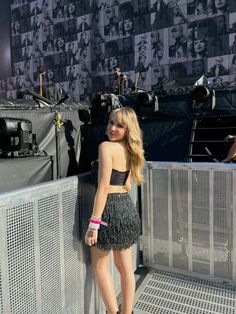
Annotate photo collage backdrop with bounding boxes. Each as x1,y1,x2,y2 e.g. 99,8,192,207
1,0,236,104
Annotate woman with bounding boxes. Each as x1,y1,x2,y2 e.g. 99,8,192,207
119,18,134,36
85,107,145,314
106,56,119,73
188,39,207,59
169,25,187,60
208,0,228,16
104,6,119,37
191,58,205,77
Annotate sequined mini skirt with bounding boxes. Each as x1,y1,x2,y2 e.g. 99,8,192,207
97,193,141,251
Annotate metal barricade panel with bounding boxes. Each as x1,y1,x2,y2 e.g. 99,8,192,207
7,202,37,314
0,174,140,313
0,270,2,314
213,171,233,280
0,176,85,314
171,170,189,271
142,162,236,283
38,195,62,313
152,169,169,267
62,189,83,313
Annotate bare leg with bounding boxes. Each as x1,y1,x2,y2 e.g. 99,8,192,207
113,247,135,314
91,246,119,314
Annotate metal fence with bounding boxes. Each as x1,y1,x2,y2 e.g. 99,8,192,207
2,161,235,313
142,162,236,283
0,174,139,314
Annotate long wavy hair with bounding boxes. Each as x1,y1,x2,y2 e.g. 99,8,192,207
110,107,145,185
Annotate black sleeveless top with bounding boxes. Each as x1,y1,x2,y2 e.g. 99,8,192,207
90,160,129,187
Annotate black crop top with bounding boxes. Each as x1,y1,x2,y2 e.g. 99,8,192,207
90,160,129,187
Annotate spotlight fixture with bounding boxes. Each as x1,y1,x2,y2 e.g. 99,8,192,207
0,117,33,156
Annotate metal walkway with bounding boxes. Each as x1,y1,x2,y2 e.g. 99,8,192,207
133,269,236,314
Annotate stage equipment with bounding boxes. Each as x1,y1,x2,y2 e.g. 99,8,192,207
0,117,34,156
91,93,122,124
125,90,159,119
191,86,211,103
28,88,54,107
39,71,46,96
190,75,216,114
191,85,216,114
127,90,154,107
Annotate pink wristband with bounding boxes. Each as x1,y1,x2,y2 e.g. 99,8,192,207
89,218,108,226
89,218,101,224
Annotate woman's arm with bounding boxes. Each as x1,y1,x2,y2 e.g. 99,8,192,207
91,141,113,218
85,142,112,246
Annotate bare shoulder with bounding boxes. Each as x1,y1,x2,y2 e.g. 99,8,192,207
99,141,113,154
99,141,126,157
99,141,112,149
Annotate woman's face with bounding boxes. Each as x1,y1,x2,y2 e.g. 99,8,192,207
1,80,7,88
153,66,163,80
68,2,75,14
48,69,54,79
15,21,20,31
80,76,89,90
171,27,181,40
105,7,114,20
58,36,64,47
124,18,133,32
194,39,205,53
217,16,226,30
107,116,127,142
192,60,204,75
110,56,118,68
196,2,204,14
215,0,226,9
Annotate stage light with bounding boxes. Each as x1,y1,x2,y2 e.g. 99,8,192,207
191,86,216,113
136,91,154,107
191,86,211,103
0,117,33,156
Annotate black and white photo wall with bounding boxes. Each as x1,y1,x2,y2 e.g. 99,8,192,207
1,0,236,102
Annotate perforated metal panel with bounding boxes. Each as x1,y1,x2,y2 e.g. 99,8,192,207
7,203,36,314
142,162,236,283
0,174,139,313
0,269,2,314
134,269,236,314
0,176,87,314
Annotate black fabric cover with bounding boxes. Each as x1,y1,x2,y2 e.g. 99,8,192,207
0,108,82,180
157,89,236,119
0,156,53,193
141,119,192,162
79,118,192,174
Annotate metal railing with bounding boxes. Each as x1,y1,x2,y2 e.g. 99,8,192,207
0,174,139,314
142,162,236,283
2,161,236,313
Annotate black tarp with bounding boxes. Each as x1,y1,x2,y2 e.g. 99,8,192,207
0,156,53,193
79,118,192,173
0,107,82,192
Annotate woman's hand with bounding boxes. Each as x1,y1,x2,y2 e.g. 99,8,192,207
85,228,98,246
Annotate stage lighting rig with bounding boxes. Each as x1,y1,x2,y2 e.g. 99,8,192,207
0,117,34,157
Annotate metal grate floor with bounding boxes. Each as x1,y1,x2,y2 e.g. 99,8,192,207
133,269,236,314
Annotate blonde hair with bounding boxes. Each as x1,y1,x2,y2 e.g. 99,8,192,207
110,107,145,185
